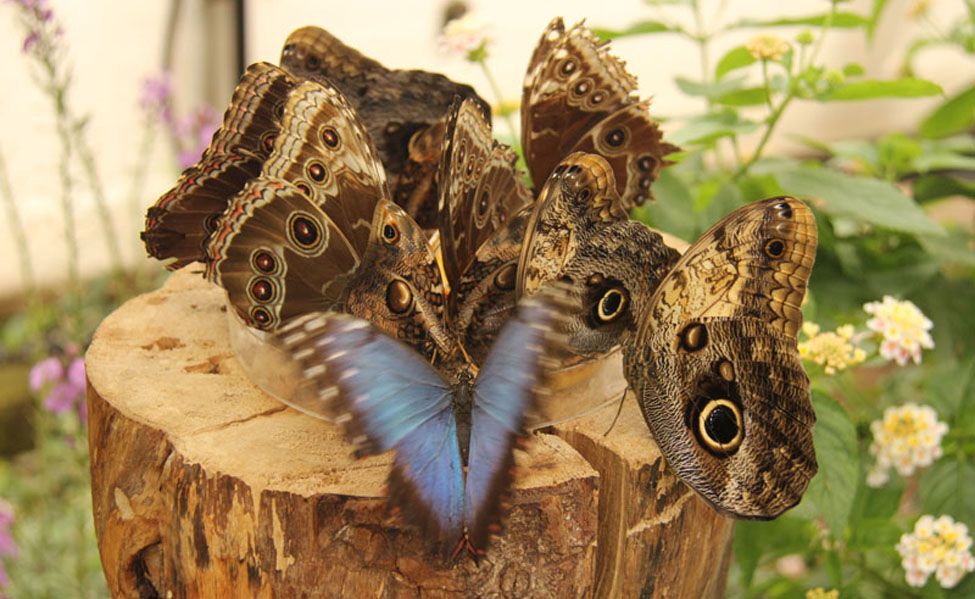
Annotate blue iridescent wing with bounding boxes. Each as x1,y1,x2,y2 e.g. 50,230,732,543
277,313,465,542
464,288,569,552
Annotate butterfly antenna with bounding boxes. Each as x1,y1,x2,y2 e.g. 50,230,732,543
449,532,485,565
602,385,630,437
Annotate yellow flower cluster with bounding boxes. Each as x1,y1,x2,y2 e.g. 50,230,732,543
867,403,948,487
745,34,789,60
798,322,866,375
863,296,934,366
897,514,975,588
805,587,839,599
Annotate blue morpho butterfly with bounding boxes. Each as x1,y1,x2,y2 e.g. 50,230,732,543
274,283,575,557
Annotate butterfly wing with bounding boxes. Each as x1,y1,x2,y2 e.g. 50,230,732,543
344,200,457,363
521,18,677,208
279,25,488,181
516,152,628,299
276,313,465,544
437,97,533,291
205,179,359,330
142,63,296,268
464,284,572,552
624,197,818,519
261,79,388,256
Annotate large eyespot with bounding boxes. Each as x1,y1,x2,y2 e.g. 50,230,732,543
695,399,744,455
578,188,591,202
764,239,785,259
773,200,793,219
307,161,329,184
287,212,323,251
494,263,516,290
386,280,413,314
294,182,312,197
305,55,321,71
595,287,628,323
321,127,340,149
249,278,276,303
381,221,400,245
678,322,708,352
605,128,626,148
573,79,592,96
251,307,273,329
251,250,277,274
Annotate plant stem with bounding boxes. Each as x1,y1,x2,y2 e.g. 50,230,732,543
477,60,518,143
0,147,38,306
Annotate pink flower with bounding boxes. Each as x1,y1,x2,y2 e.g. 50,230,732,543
29,355,87,425
140,71,173,123
0,498,16,588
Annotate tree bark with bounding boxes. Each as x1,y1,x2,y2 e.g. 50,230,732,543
86,267,733,599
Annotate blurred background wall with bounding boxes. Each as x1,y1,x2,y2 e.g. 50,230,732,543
0,0,969,299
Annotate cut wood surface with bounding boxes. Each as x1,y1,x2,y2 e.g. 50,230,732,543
86,265,733,599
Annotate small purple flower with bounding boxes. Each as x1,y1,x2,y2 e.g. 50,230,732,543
140,71,174,123
29,355,87,425
29,356,63,391
21,30,39,52
0,498,16,589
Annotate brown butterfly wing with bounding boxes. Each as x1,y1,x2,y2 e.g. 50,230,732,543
344,200,458,364
279,25,488,179
521,18,677,209
516,152,628,299
391,120,445,229
262,79,388,257
623,197,818,519
142,63,296,268
438,97,533,291
205,179,359,331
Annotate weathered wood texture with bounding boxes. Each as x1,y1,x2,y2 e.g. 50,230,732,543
86,267,733,599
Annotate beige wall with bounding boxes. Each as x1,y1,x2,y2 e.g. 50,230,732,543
0,0,969,298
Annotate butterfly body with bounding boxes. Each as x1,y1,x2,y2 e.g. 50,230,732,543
278,287,569,555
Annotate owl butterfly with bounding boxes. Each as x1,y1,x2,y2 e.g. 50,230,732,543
623,196,818,519
521,17,679,210
204,76,387,332
516,152,678,359
280,25,490,228
142,63,298,268
276,283,574,557
436,97,535,364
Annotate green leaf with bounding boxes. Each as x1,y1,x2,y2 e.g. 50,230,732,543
674,75,747,99
866,0,891,39
715,46,756,80
668,110,760,146
791,392,859,539
920,85,975,139
592,20,678,40
632,169,698,241
732,12,871,29
824,78,943,101
913,174,975,203
715,87,769,107
733,517,814,591
920,455,975,531
768,163,946,236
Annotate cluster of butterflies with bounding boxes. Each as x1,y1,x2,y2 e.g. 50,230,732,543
142,19,819,558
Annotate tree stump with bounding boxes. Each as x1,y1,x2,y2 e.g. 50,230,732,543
86,267,734,599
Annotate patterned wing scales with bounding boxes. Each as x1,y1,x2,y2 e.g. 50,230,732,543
521,18,677,209
142,63,297,268
623,196,818,519
263,80,389,256
205,179,359,331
